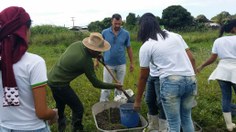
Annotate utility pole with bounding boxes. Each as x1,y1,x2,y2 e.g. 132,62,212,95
71,17,75,27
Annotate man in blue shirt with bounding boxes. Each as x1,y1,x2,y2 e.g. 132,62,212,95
99,13,134,102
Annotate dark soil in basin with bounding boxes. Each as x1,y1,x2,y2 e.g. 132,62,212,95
95,108,141,130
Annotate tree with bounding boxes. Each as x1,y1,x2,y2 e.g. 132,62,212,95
87,21,103,32
211,11,232,25
195,15,209,23
100,17,111,29
162,5,194,30
125,13,137,30
136,15,141,24
126,13,136,26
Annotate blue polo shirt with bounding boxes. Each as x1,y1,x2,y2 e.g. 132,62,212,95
102,27,130,66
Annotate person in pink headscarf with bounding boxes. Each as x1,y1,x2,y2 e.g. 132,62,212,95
0,6,58,131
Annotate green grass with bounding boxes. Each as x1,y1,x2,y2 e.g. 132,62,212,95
27,30,236,132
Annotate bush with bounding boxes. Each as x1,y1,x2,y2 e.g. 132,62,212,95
31,25,89,45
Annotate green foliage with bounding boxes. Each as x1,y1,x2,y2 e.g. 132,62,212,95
126,13,136,26
85,9,235,33
211,11,232,25
88,21,103,32
88,17,112,32
179,30,218,43
162,5,194,30
196,14,209,23
31,25,89,45
101,17,111,29
31,25,69,35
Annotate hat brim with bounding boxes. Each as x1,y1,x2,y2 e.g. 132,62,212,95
82,37,110,52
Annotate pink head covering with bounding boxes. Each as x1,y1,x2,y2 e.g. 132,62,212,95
0,6,30,106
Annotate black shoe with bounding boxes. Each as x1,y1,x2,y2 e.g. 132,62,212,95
58,117,67,132
71,118,83,132
71,125,84,132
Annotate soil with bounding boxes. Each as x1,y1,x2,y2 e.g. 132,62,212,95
95,108,142,130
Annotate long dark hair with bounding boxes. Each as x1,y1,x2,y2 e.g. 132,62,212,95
219,19,236,37
137,13,167,43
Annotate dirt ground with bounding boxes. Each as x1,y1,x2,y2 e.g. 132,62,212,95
95,108,141,130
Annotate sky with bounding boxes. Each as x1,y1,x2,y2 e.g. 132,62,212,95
1,0,235,27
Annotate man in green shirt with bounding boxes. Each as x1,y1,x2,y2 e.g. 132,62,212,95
48,32,122,132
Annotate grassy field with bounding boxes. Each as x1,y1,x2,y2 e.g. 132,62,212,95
28,29,236,132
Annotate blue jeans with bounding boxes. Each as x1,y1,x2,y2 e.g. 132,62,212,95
100,64,126,102
145,75,166,119
0,125,50,132
160,75,197,132
218,80,236,112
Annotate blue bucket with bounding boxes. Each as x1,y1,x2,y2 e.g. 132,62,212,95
119,103,139,128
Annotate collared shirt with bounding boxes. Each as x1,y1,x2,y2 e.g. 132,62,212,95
102,27,130,66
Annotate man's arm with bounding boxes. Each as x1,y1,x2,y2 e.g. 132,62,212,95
127,46,134,72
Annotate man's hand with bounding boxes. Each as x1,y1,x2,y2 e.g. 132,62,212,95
96,54,104,63
114,83,123,91
129,63,134,72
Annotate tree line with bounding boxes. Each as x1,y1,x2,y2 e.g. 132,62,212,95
87,5,236,32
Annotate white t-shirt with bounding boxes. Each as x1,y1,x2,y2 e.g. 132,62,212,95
0,52,48,130
212,35,236,59
208,35,236,83
139,31,195,78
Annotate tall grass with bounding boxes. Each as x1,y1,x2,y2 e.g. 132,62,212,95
28,26,235,131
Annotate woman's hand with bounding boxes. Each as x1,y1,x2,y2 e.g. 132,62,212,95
196,66,203,73
48,108,58,125
133,101,141,112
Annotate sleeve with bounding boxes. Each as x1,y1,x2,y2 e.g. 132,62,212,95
125,31,131,47
139,43,151,68
178,34,189,49
84,58,116,89
30,57,48,89
212,39,219,54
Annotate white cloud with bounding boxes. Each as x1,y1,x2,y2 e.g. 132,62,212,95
1,0,235,26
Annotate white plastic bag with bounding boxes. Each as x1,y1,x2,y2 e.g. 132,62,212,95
114,89,134,103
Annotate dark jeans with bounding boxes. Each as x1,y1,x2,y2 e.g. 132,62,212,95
218,80,236,112
145,75,166,119
49,84,84,130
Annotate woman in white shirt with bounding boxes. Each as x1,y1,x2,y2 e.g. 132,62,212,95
0,6,58,132
197,19,236,131
134,13,196,132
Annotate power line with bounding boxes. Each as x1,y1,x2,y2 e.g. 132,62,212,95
71,17,75,27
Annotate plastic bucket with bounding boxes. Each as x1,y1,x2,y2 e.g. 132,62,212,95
119,103,139,128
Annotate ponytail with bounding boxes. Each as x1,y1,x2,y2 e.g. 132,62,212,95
218,25,225,37
218,19,236,38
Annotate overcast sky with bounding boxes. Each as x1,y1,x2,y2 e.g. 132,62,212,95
1,0,235,27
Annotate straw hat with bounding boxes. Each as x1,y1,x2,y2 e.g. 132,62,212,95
82,32,110,52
